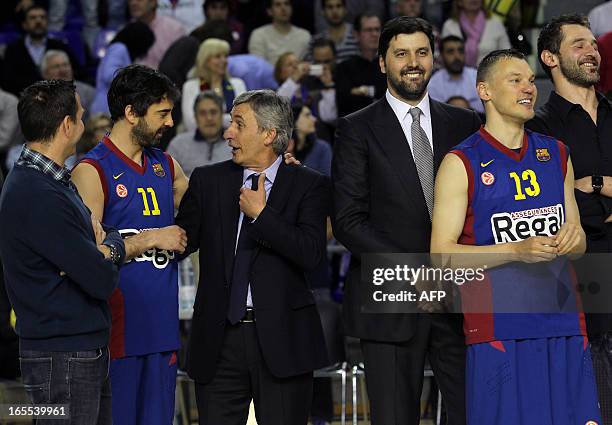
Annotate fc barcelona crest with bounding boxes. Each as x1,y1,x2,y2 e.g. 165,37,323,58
536,148,551,162
152,163,166,177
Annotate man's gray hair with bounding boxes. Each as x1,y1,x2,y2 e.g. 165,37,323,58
40,49,69,76
193,90,224,113
233,90,293,155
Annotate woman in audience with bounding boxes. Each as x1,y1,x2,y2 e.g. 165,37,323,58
90,22,155,115
441,0,510,67
288,101,332,176
181,38,246,131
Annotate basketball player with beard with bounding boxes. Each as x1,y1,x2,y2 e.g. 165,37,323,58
71,64,189,425
332,16,481,425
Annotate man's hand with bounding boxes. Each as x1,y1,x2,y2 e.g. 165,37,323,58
148,225,187,253
319,64,334,88
574,176,593,193
91,214,106,246
240,174,266,219
554,222,583,256
511,236,558,263
283,152,301,165
291,62,309,83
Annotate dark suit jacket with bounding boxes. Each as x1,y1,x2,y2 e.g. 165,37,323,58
175,160,329,383
332,96,481,342
2,37,79,96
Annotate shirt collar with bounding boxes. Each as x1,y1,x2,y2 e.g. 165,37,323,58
243,155,282,186
25,35,46,48
16,144,72,186
547,90,612,118
385,89,431,123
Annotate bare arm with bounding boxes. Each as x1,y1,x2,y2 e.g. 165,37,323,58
171,156,189,209
555,158,586,257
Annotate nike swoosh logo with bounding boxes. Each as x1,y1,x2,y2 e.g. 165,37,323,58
480,159,494,167
113,172,125,180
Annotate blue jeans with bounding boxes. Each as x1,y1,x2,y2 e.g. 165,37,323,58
19,346,111,425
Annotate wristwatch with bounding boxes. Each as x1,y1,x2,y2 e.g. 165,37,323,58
592,175,604,194
103,243,121,265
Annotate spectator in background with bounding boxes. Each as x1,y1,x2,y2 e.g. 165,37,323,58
157,0,204,33
48,0,98,51
41,50,95,118
77,113,111,158
441,0,510,67
288,101,332,175
204,0,245,54
159,19,234,90
0,262,19,380
248,0,311,65
90,21,155,115
588,1,612,38
167,91,232,177
309,0,359,63
182,38,247,132
313,0,385,35
2,4,82,96
428,35,483,112
0,89,20,160
129,0,185,69
335,12,386,117
277,39,337,122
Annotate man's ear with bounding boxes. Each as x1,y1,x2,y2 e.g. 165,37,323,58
379,55,387,74
477,81,491,102
60,115,73,138
263,128,277,147
540,50,558,70
125,105,137,125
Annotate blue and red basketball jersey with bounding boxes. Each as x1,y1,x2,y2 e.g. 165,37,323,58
81,137,179,358
452,128,586,345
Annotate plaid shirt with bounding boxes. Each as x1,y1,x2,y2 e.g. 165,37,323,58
16,145,74,188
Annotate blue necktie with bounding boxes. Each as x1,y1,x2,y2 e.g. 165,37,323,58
227,174,259,324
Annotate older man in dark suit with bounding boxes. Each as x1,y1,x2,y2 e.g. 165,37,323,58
332,17,481,425
175,90,329,425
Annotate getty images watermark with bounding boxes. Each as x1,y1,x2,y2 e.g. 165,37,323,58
359,253,612,314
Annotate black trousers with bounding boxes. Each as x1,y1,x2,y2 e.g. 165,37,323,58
361,314,466,425
195,322,313,425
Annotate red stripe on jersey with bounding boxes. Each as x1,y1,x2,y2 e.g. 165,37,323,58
164,152,175,182
450,150,475,245
462,273,495,345
80,158,109,208
103,137,147,175
557,140,568,179
109,288,126,359
480,126,529,162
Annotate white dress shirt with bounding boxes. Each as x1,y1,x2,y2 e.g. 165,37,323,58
385,89,434,156
235,155,282,307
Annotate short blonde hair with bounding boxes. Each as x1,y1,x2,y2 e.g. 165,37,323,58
195,38,231,82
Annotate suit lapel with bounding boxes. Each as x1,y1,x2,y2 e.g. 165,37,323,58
369,98,427,215
219,162,244,284
430,99,451,173
250,161,295,262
